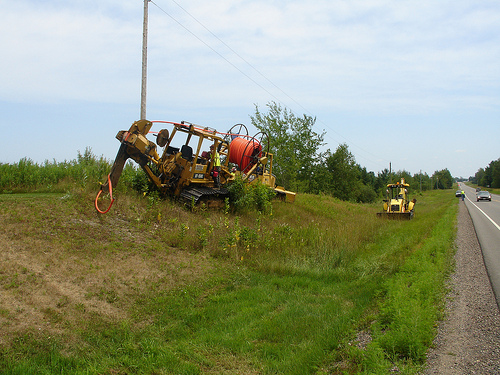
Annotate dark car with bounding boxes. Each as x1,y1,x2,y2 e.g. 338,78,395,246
476,191,491,201
455,190,462,197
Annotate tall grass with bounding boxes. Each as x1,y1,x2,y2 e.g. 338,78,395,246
355,192,457,373
0,148,142,194
0,157,458,374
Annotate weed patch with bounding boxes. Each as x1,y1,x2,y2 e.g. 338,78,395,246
0,188,457,374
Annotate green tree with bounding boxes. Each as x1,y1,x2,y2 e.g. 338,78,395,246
474,168,485,186
482,164,493,187
412,171,431,192
358,166,377,189
481,159,500,188
392,170,413,186
250,102,325,192
473,159,500,188
432,169,454,189
491,159,500,188
325,144,358,200
375,168,391,195
307,144,377,202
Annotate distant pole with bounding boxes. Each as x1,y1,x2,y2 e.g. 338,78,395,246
140,0,150,120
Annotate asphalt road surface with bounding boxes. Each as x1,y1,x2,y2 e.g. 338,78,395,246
458,182,500,307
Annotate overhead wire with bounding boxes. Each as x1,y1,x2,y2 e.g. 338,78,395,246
161,0,315,119
149,1,282,105
148,0,390,171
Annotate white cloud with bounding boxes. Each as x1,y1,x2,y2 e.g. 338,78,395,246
1,0,499,177
2,0,499,112
0,1,141,103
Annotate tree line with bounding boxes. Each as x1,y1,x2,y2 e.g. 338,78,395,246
471,158,500,188
1,102,457,202
251,102,454,203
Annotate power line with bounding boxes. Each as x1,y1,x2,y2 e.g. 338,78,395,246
150,1,282,104
162,0,316,119
149,0,390,171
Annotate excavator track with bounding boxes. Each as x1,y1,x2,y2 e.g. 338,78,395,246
180,186,230,208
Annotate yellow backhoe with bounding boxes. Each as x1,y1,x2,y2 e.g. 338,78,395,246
377,178,416,220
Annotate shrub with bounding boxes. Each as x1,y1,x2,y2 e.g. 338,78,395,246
227,176,274,213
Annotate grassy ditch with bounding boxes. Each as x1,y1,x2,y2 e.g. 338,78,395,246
0,187,456,374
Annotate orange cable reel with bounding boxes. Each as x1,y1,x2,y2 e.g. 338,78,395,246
229,137,262,173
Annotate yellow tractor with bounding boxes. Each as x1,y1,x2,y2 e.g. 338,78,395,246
95,119,295,213
376,178,416,220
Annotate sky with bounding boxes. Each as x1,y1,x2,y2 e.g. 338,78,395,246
1,0,499,179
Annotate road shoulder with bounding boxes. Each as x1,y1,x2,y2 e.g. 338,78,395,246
423,201,500,374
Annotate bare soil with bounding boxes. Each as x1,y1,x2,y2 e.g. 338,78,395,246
422,201,500,374
0,195,214,347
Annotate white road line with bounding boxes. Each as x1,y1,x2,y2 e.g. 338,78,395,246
466,196,500,231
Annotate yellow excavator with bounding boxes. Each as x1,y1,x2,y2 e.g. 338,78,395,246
95,119,295,213
377,178,416,220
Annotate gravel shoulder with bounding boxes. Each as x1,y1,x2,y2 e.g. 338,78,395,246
423,201,500,374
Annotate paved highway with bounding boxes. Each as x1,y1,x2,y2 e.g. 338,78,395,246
458,182,500,307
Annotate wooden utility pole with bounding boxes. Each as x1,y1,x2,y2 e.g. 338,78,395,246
140,0,150,120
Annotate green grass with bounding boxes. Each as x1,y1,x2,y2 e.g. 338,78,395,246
357,192,457,373
0,185,457,374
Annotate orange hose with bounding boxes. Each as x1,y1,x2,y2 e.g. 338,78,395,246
94,174,115,214
229,137,262,173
